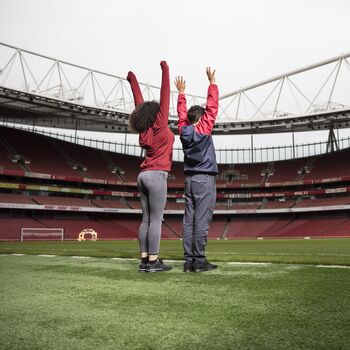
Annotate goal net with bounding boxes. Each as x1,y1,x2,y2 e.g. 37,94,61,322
20,228,64,242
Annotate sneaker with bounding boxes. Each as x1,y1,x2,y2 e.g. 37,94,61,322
183,261,193,272
147,259,172,273
138,260,149,272
193,260,218,272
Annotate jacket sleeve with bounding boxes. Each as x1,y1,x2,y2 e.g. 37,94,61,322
177,94,189,134
127,71,144,107
154,61,170,128
195,84,219,135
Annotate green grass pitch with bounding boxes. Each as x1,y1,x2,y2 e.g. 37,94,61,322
0,239,349,349
1,238,350,265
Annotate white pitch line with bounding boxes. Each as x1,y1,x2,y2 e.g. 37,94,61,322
228,262,272,266
37,254,57,257
316,265,350,269
212,252,350,257
163,259,182,263
2,254,350,269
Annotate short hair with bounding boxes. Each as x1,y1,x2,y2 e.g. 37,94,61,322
128,101,160,132
187,105,205,124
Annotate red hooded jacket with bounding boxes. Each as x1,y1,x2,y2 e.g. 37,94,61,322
127,61,174,172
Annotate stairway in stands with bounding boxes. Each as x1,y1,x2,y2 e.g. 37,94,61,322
261,162,275,183
100,150,126,181
297,157,316,181
48,138,90,178
0,130,32,172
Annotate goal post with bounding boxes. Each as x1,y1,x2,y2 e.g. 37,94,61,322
20,228,64,242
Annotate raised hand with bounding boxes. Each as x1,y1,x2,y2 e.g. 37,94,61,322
127,71,135,82
160,60,168,69
174,76,186,94
206,67,216,84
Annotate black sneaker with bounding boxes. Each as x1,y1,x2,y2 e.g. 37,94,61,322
193,260,218,272
183,261,193,272
138,260,149,272
147,259,172,273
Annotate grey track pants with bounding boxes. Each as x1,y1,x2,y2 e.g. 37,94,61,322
137,170,168,255
182,174,216,264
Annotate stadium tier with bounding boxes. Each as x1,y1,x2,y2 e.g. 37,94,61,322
304,150,350,180
127,200,142,209
1,126,350,241
0,193,35,205
0,127,80,177
2,126,350,186
92,199,130,209
2,213,350,241
225,215,350,238
263,200,295,209
31,195,97,207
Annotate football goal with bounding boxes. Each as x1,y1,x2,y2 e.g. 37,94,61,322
20,228,64,242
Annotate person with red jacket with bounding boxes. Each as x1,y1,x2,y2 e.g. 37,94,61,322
175,67,219,272
127,61,174,273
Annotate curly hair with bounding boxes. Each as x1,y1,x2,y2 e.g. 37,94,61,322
187,105,205,124
128,101,160,133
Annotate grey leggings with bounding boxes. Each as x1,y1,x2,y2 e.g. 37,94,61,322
137,170,168,255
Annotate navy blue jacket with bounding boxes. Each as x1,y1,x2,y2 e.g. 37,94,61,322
177,84,219,175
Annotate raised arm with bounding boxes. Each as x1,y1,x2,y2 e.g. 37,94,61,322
152,60,171,128
174,76,189,133
159,61,170,115
127,71,144,107
196,67,219,134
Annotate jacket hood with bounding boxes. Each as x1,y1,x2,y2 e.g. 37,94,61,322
180,125,218,174
180,125,207,166
180,125,195,147
139,128,153,149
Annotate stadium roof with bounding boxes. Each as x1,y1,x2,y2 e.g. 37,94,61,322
0,42,350,134
1,86,350,135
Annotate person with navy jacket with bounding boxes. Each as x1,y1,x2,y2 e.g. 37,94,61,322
175,67,219,272
127,61,174,273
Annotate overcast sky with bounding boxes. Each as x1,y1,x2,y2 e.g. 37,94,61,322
0,0,350,149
